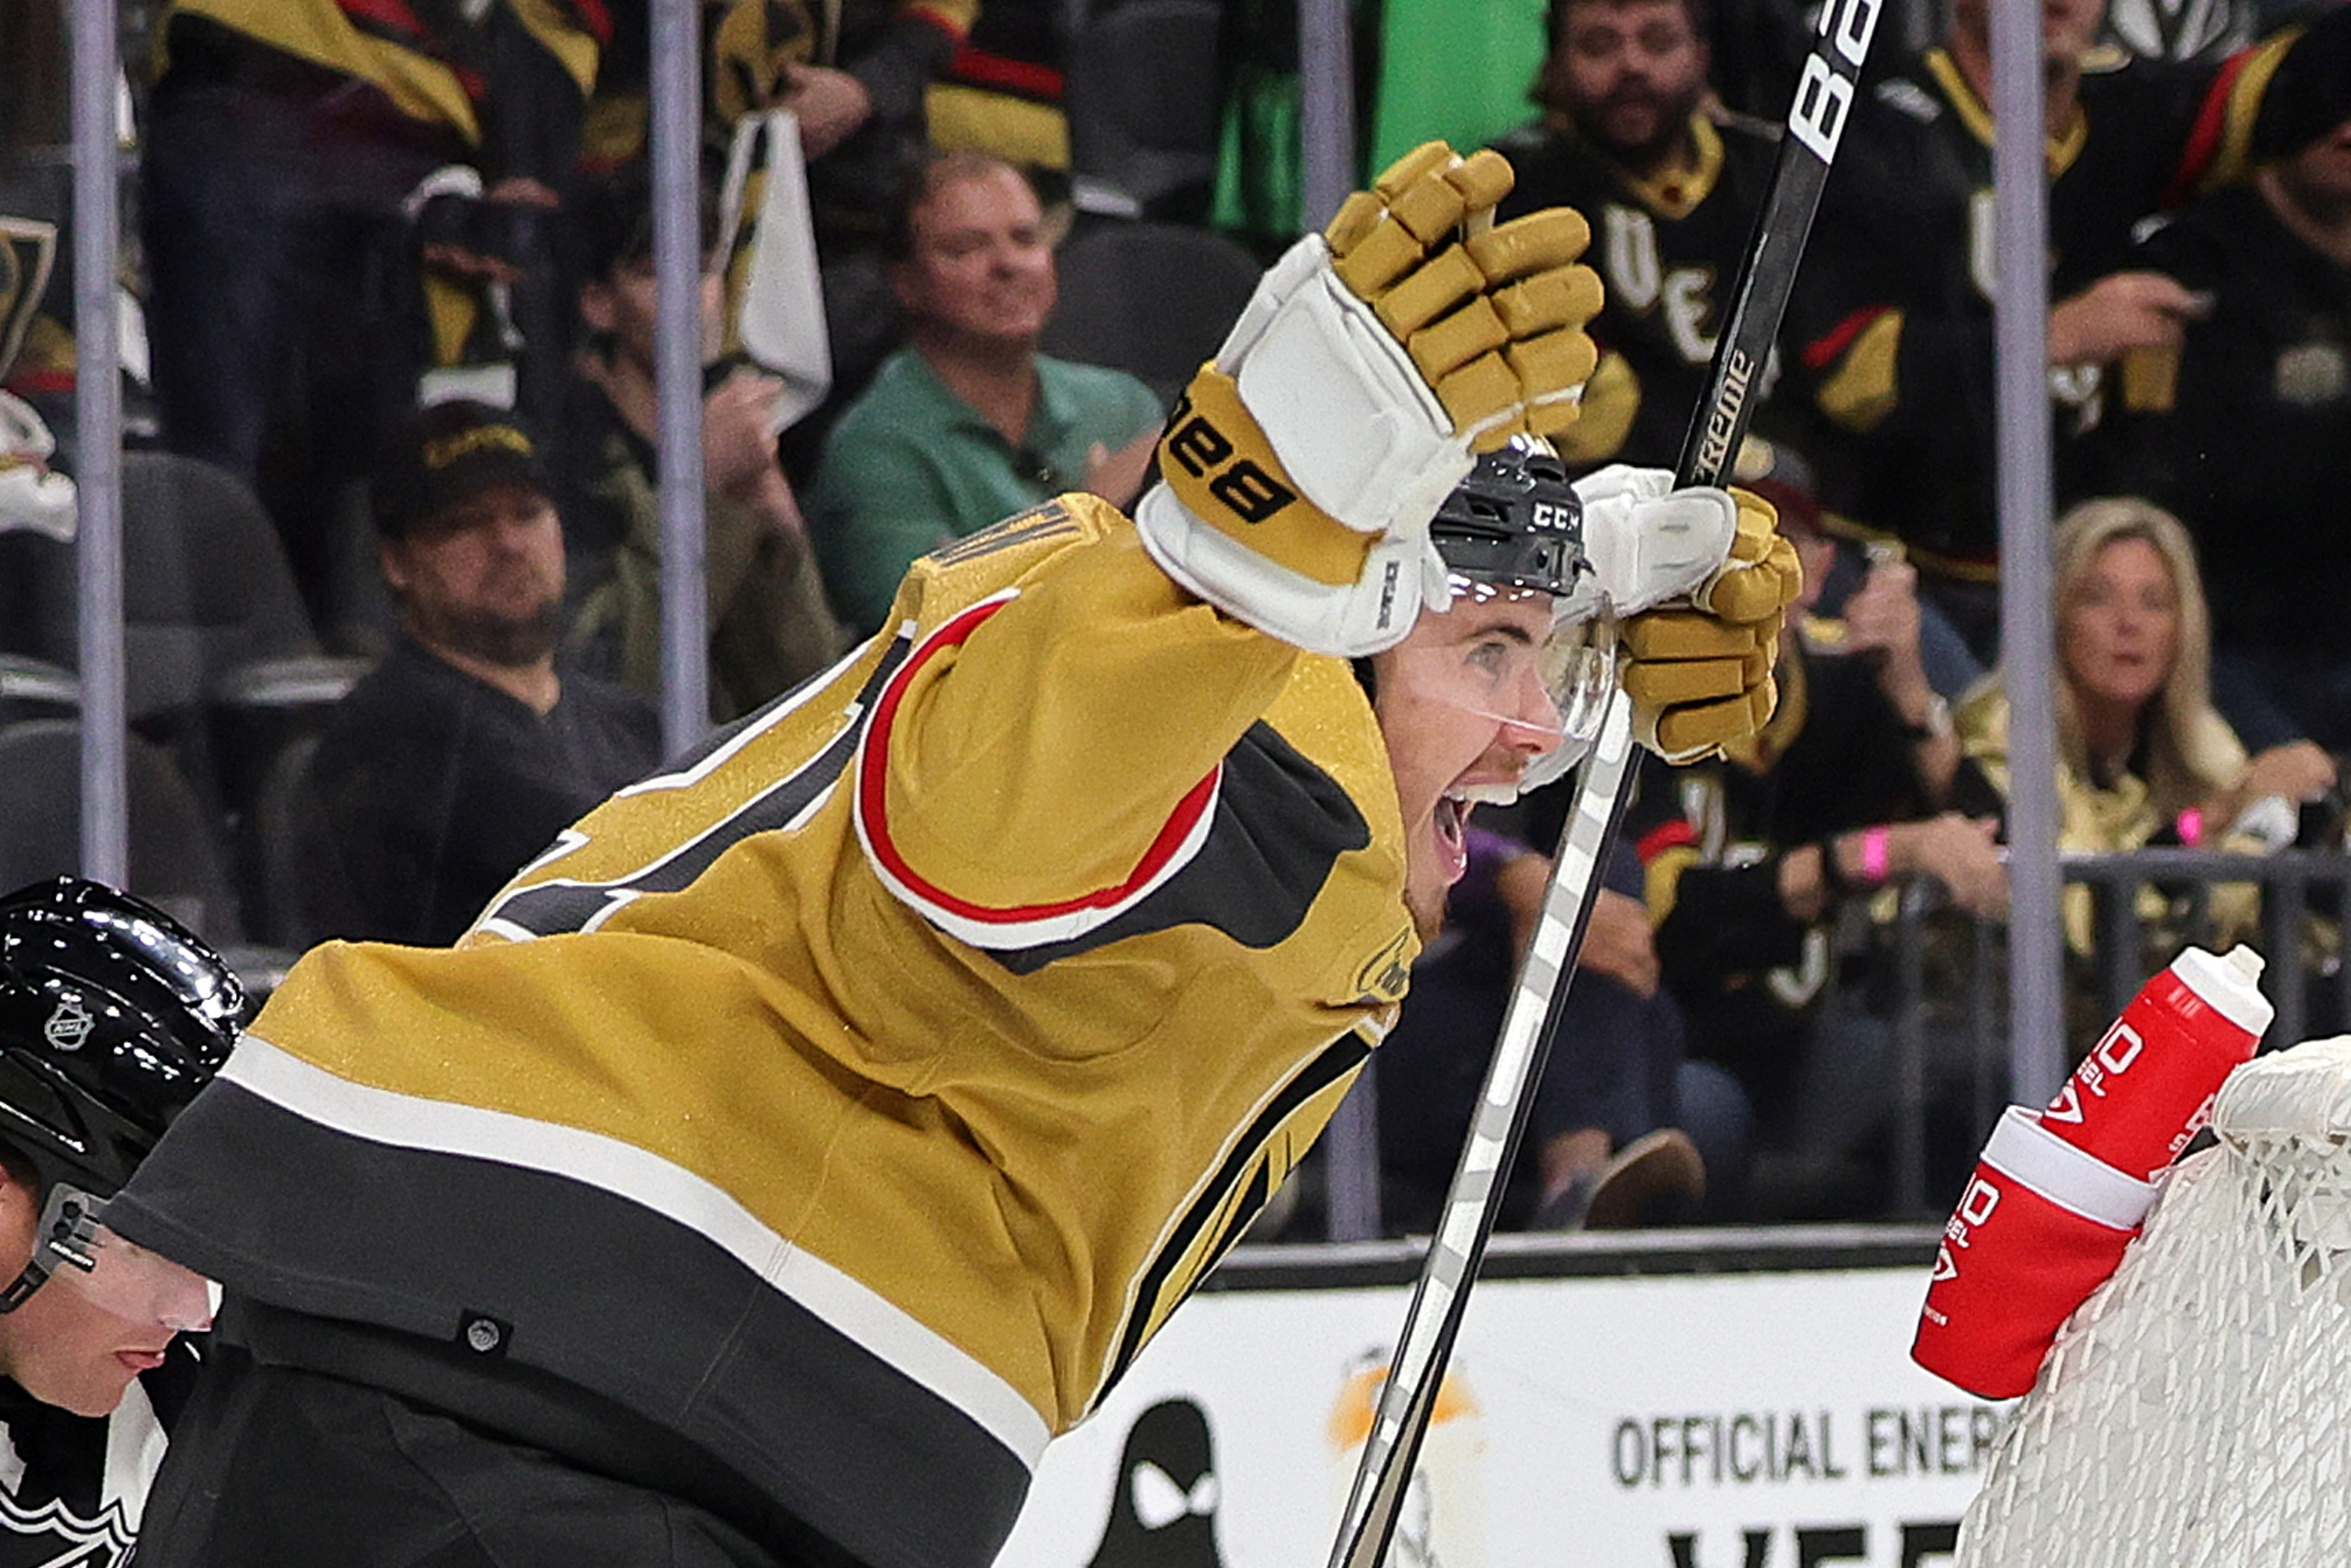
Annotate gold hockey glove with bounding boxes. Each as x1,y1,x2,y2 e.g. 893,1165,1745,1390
1621,488,1802,763
1133,141,1606,657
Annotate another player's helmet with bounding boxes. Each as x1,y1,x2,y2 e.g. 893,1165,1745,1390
0,878,241,1309
0,878,241,1203
1427,436,1590,602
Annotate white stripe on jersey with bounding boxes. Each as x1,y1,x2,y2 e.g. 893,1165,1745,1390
217,1035,1052,1467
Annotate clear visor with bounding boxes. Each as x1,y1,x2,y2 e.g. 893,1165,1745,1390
21,1186,213,1331
1394,584,1619,788
1538,628,1621,752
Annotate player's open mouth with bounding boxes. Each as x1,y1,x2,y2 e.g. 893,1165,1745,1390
1435,794,1470,883
114,1349,167,1373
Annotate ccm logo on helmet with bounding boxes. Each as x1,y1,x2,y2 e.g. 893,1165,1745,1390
42,996,92,1053
1163,394,1299,526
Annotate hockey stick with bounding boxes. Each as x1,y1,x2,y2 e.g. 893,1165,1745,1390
1325,4,1885,1563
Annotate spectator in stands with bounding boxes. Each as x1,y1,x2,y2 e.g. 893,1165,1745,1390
1484,0,1991,707
2086,5,2351,751
1784,0,2298,661
1376,823,1738,1233
920,0,1072,198
0,395,65,528
806,150,1165,633
1632,447,2009,1216
697,0,984,440
1957,497,2336,957
1489,0,1787,473
299,402,661,947
2103,0,2257,64
0,0,74,439
557,165,848,723
139,0,608,638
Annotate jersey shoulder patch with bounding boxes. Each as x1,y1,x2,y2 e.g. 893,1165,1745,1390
882,496,1116,632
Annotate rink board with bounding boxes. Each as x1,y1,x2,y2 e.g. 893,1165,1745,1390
997,1227,2000,1568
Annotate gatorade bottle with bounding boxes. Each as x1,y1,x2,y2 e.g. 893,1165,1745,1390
2040,946,2272,1183
1911,1107,2154,1399
1912,946,2273,1399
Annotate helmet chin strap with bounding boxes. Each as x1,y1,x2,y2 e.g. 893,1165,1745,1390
0,1184,106,1314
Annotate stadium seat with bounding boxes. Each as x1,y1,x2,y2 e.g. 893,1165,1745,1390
0,531,74,666
1063,0,1223,222
1041,219,1262,404
0,717,248,948
234,730,362,954
121,451,324,718
0,654,75,730
118,451,370,816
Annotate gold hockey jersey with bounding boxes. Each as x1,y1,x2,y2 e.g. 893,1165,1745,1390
158,1,609,147
110,496,1417,1568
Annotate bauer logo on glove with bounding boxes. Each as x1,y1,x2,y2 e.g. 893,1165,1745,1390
1161,389,1299,528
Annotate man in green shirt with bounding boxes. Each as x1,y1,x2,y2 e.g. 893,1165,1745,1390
807,150,1166,632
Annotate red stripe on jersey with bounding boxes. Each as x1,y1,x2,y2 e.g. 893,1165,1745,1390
1636,820,1697,864
858,596,1222,927
339,0,428,41
1802,306,1893,373
569,0,615,45
905,4,973,46
948,45,1064,99
2164,45,2253,209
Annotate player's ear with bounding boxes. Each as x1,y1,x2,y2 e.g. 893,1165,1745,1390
0,1167,36,1244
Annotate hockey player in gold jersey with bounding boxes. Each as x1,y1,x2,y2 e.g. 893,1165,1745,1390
107,143,1799,1568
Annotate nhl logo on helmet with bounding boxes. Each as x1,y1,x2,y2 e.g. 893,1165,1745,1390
41,994,92,1053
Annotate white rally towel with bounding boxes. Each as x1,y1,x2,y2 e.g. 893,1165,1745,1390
717,109,832,434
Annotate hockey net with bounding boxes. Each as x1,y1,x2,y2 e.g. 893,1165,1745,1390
1958,1037,2351,1566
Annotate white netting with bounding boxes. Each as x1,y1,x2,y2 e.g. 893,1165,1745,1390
1958,1037,2351,1566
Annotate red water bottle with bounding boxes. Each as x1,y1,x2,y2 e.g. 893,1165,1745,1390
2040,945,2272,1182
1911,1107,2156,1399
1911,945,2273,1399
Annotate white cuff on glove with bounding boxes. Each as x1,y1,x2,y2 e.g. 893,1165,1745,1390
1134,482,1452,657
1569,465,1740,618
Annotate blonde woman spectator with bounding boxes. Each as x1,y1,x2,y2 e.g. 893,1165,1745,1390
1958,497,2337,955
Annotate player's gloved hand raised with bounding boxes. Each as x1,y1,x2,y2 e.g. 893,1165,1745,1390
1620,488,1802,763
1135,141,1604,657
1322,143,1602,449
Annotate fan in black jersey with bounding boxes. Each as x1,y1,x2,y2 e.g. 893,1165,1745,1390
1784,0,2302,658
1491,0,1788,471
2086,4,2351,755
0,878,237,1567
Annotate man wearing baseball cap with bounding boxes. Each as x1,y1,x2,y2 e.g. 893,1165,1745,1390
293,400,661,947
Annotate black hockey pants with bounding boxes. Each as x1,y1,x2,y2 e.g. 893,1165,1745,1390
133,1347,824,1566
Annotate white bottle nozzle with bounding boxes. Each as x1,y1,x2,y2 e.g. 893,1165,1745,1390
2168,945,2274,1037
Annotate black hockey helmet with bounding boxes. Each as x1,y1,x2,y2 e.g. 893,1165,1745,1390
1427,436,1590,600
0,877,241,1204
